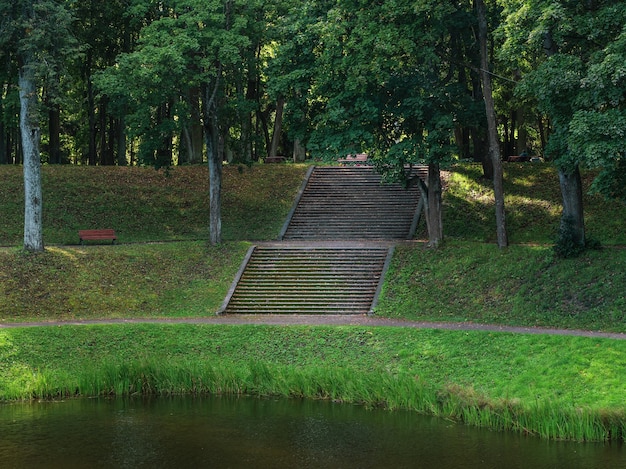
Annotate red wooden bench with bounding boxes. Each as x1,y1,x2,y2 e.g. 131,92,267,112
79,229,117,245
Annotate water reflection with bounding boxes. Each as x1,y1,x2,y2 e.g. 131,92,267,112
0,396,623,468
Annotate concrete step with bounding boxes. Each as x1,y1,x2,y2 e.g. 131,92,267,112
282,166,426,240
221,246,391,315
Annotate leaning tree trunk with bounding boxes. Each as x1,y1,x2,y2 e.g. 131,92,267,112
477,0,508,248
19,63,44,252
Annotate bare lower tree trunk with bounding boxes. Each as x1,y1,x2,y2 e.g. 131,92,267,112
48,101,61,164
206,117,222,245
19,64,44,252
477,0,508,248
293,139,306,162
269,97,285,159
559,166,585,245
116,116,127,166
204,75,222,245
414,163,443,248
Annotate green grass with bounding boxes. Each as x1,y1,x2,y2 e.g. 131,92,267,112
0,241,248,322
376,241,626,332
444,164,626,245
2,323,626,441
0,164,307,245
1,161,626,441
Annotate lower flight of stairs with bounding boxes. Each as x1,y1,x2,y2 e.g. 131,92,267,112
220,244,392,315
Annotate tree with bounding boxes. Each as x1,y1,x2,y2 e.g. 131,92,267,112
0,0,77,251
501,0,626,253
96,0,254,244
476,0,508,248
298,0,481,247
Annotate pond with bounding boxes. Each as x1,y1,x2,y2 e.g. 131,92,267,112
0,396,623,468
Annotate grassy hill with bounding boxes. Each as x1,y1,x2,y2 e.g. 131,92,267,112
0,164,307,245
2,162,626,441
0,162,625,330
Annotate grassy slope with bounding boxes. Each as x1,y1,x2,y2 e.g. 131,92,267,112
2,162,626,440
444,164,626,245
0,164,306,245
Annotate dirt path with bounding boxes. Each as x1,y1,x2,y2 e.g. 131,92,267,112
2,314,626,340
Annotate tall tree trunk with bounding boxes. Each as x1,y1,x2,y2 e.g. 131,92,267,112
185,87,204,164
559,166,585,246
543,31,586,248
19,62,44,252
48,102,61,164
293,139,306,162
269,97,285,159
477,0,508,248
87,76,97,165
116,116,127,166
413,164,443,248
204,76,222,245
470,70,492,179
206,113,221,245
0,97,7,164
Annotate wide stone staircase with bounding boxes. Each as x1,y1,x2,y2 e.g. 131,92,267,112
281,166,423,240
221,245,391,315
221,166,425,315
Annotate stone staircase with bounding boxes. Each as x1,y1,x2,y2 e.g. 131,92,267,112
281,166,424,240
221,165,426,315
221,245,391,315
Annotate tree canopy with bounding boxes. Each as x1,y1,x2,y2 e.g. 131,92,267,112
1,0,625,249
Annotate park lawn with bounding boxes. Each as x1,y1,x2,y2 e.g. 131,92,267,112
444,164,626,245
0,241,249,322
1,323,625,441
0,163,308,245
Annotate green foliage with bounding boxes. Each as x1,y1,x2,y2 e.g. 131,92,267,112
507,0,626,198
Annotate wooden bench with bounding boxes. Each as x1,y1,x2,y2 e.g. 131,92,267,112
264,156,286,163
79,229,117,245
338,153,369,165
507,155,531,162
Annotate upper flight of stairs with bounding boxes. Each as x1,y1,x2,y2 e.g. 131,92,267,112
281,166,424,240
221,245,391,315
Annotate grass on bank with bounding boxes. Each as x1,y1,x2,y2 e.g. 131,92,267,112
377,241,626,332
444,164,626,245
2,323,626,442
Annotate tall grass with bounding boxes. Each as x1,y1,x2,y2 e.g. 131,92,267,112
9,357,625,442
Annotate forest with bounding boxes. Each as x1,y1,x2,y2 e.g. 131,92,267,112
1,0,625,250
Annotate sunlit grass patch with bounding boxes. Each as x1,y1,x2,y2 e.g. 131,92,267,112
2,324,626,441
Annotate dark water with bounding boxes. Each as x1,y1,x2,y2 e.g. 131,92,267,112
0,396,623,468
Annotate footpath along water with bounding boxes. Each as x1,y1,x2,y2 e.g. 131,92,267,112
0,396,623,468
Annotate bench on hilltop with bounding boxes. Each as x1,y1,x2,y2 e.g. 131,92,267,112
264,156,286,163
79,229,117,245
338,153,369,165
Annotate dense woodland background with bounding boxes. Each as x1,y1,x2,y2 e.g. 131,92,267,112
1,0,625,249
